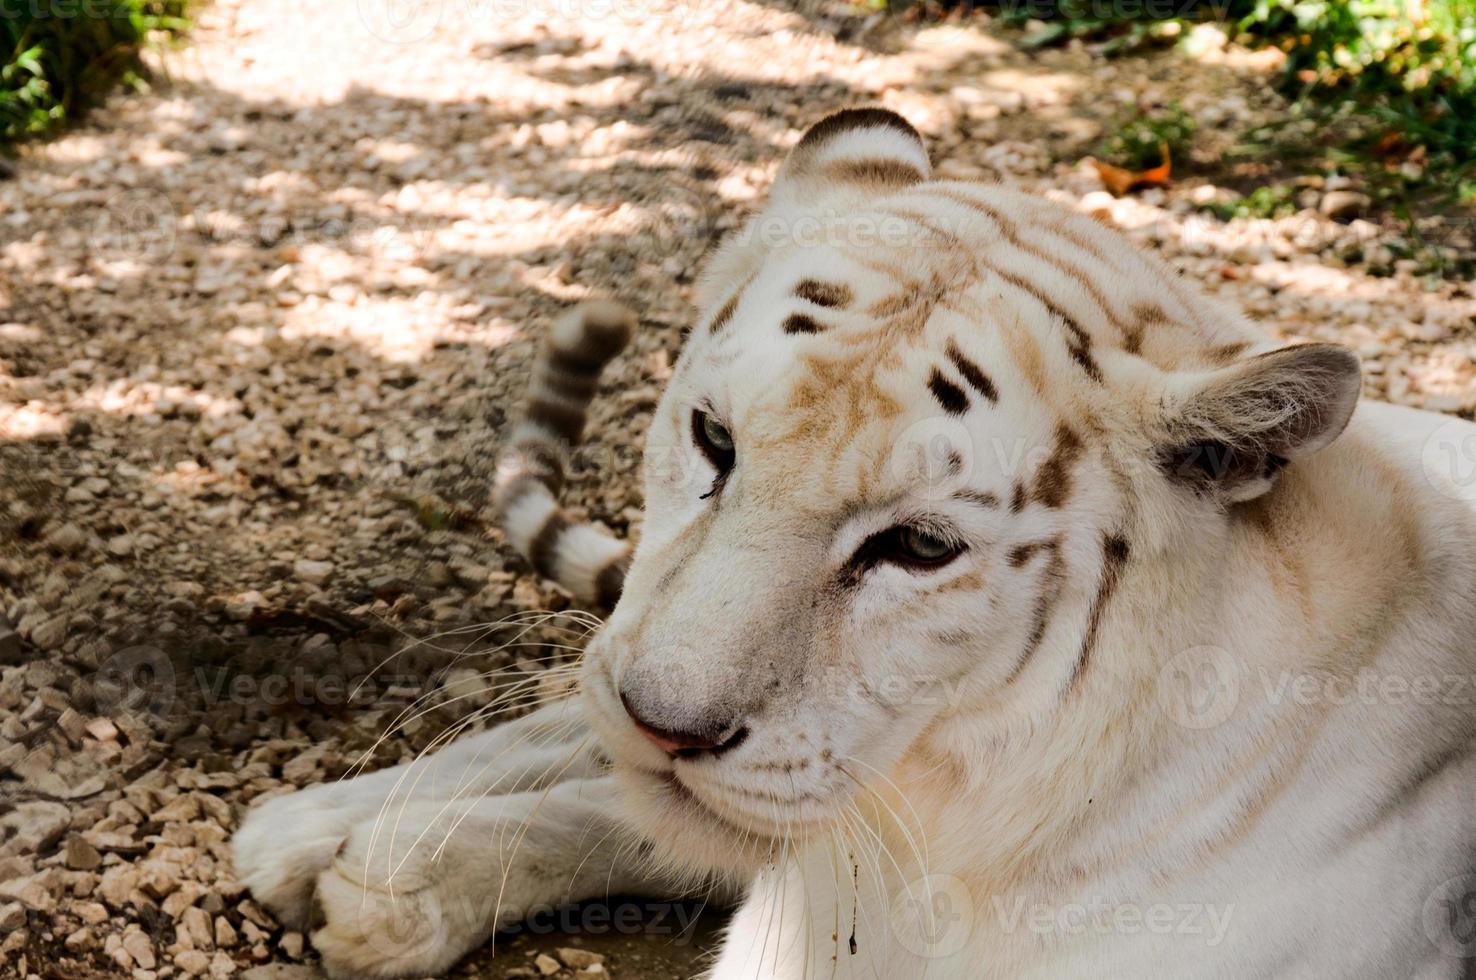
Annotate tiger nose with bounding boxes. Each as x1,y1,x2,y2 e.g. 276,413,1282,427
619,691,749,759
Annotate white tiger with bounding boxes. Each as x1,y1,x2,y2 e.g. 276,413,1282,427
234,109,1476,979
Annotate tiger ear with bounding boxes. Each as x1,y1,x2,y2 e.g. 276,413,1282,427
770,108,930,211
1157,343,1361,503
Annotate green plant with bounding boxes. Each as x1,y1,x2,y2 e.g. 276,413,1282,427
1,0,190,146
1195,183,1299,220
1096,101,1197,171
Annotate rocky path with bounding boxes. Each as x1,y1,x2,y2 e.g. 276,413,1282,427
1,1,1474,978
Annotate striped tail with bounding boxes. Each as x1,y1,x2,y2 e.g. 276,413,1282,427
493,301,635,610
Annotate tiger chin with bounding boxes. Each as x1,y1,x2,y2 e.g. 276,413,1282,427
234,109,1476,979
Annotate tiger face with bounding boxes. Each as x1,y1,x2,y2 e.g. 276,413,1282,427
576,109,1361,874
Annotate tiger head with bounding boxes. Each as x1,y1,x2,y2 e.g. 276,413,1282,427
574,109,1361,875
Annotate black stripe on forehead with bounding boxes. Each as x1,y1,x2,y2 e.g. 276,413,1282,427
794,278,854,309
927,368,969,415
945,340,998,404
784,313,825,334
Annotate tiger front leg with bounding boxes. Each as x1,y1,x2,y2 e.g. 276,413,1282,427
232,699,621,975
302,777,659,979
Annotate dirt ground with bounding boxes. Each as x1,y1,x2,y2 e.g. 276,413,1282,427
1,0,1474,978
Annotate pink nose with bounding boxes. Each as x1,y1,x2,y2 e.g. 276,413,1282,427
619,692,748,758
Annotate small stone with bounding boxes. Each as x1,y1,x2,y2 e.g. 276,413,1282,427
293,559,333,585
0,624,20,664
98,866,140,909
209,950,238,978
44,523,88,555
154,794,202,823
1320,190,1371,221
106,932,131,969
0,902,24,931
76,901,109,924
558,948,605,970
0,871,60,912
161,882,208,919
65,926,94,950
65,836,103,871
240,966,320,980
279,932,304,959
121,928,157,970
182,906,214,949
175,949,211,976
29,615,67,651
1,801,71,853
534,953,562,976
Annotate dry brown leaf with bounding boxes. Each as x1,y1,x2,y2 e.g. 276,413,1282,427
1091,143,1173,197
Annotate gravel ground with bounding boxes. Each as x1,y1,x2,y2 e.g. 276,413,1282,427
2,1,1474,978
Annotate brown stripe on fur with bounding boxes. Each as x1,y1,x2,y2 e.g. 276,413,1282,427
972,257,1102,384
794,279,854,309
539,366,600,402
1047,214,1203,331
796,108,921,153
548,345,616,379
927,368,969,415
1007,538,1057,569
528,510,570,578
709,287,743,334
575,304,637,362
937,188,1204,358
824,158,925,187
552,340,625,377
868,290,915,319
784,313,825,335
526,397,587,443
883,207,966,250
954,489,1000,509
594,553,629,610
1205,341,1251,364
1066,533,1131,693
1123,325,1144,355
945,340,998,403
1118,302,1167,357
1010,481,1027,514
931,189,1129,338
503,442,565,493
1031,424,1083,508
1062,320,1103,383
1005,540,1066,684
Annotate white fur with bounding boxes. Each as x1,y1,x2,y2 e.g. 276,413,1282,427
497,480,557,555
236,116,1476,980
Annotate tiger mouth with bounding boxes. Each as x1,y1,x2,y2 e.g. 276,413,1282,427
653,769,833,843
